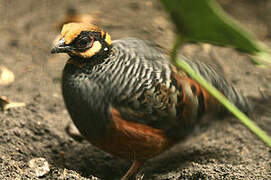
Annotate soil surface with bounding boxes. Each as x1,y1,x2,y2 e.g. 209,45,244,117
0,0,271,179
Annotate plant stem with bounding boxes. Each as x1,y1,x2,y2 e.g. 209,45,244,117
175,58,271,147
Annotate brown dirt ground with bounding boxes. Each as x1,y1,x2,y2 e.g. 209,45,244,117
0,0,271,179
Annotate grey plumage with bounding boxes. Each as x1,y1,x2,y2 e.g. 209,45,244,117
62,38,250,141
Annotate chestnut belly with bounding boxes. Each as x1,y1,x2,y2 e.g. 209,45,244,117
91,108,174,160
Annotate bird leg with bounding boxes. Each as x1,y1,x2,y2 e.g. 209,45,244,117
121,160,144,180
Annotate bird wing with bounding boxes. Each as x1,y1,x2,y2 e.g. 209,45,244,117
111,62,219,139
108,43,218,138
109,38,248,139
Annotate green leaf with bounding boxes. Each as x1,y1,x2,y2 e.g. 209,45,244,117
160,0,271,66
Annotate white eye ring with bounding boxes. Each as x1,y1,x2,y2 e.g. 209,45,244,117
104,47,108,51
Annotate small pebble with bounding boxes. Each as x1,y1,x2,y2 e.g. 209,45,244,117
28,157,50,177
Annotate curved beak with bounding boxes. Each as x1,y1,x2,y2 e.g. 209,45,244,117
51,38,71,54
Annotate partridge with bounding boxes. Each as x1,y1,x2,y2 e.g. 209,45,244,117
51,23,250,180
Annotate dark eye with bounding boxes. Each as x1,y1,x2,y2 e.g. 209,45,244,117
76,36,91,48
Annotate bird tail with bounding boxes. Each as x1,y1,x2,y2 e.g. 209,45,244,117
182,56,251,117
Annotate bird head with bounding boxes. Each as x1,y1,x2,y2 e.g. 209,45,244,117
51,23,112,59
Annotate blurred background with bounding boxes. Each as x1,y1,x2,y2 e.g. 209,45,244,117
0,0,270,179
